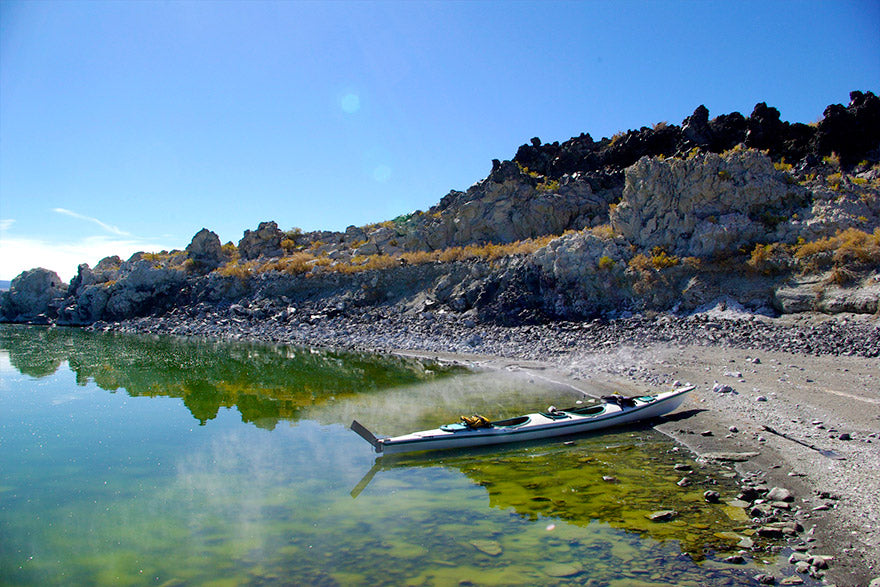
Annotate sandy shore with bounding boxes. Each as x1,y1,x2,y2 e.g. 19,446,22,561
399,342,880,587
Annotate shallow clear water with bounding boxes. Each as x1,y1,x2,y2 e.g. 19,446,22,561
1,325,797,586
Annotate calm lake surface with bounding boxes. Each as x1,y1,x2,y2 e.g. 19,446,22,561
1,325,800,586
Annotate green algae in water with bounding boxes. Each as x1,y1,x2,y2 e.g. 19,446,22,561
0,325,809,586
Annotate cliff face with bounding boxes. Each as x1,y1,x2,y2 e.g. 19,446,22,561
3,92,879,326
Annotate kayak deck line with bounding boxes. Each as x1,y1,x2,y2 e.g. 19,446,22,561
351,385,695,455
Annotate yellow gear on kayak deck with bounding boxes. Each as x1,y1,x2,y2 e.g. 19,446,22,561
460,414,492,429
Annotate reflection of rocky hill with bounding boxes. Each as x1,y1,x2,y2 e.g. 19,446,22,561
362,432,760,562
2,91,879,326
0,326,463,427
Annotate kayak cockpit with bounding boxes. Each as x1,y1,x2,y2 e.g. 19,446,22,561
440,415,531,432
491,415,530,428
562,404,606,416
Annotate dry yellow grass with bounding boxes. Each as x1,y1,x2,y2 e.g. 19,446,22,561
211,234,567,278
794,228,880,275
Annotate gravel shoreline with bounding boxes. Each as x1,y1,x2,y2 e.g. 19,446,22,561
93,304,880,586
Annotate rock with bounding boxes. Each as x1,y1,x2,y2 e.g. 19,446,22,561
757,521,802,537
780,576,804,585
703,451,759,462
186,228,225,270
756,526,784,538
724,554,746,564
238,221,284,260
470,539,503,556
789,552,811,565
737,536,754,549
712,383,735,393
673,463,693,471
729,426,739,433
676,477,691,487
681,105,712,146
754,573,776,585
766,487,794,502
0,268,67,322
610,149,806,258
794,561,811,574
703,490,721,503
647,510,678,522
543,562,582,578
838,432,852,441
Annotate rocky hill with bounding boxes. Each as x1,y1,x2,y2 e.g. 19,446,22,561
3,91,879,327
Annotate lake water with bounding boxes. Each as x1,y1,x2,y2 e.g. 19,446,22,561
0,325,804,586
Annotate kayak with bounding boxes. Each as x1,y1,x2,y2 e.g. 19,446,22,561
351,385,695,455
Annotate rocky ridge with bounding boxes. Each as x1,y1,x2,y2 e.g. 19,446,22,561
2,91,879,327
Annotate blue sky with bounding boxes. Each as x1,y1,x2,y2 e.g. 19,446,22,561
1,0,878,281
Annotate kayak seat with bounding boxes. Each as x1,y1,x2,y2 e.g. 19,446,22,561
563,404,606,416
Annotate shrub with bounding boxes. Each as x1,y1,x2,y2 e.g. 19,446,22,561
597,255,615,271
590,224,615,240
216,260,259,279
794,228,880,276
650,247,679,269
827,172,842,190
747,243,792,275
536,179,560,192
774,159,793,172
827,266,857,285
628,254,652,272
822,153,841,168
262,252,317,275
280,238,297,253
717,170,732,181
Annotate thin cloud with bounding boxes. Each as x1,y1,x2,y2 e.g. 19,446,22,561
53,208,131,237
0,234,172,282
0,218,14,231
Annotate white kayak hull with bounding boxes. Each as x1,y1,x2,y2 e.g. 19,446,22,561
352,385,694,455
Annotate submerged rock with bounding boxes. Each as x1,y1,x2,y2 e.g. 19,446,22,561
647,510,678,522
470,539,503,556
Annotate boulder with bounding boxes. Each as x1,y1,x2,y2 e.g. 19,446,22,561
103,260,187,319
610,149,806,258
0,268,67,322
239,221,284,260
68,256,121,295
681,105,712,147
186,228,224,269
409,170,609,252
